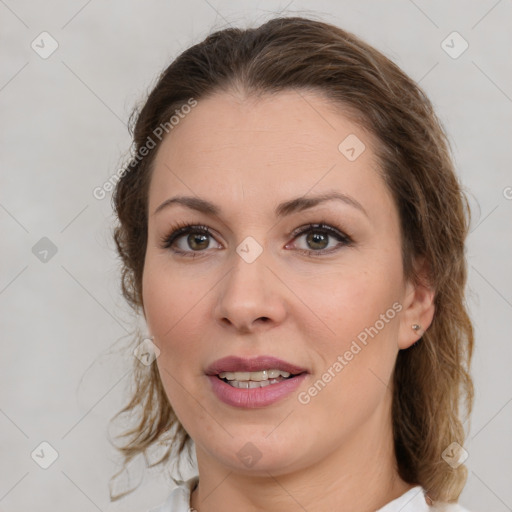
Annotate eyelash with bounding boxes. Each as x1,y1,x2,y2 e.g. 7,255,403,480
159,220,353,258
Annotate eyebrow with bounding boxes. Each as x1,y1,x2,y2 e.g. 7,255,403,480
153,191,368,218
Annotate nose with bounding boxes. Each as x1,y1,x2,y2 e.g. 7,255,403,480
214,248,287,334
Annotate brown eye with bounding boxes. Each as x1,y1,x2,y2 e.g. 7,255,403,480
289,223,352,255
305,231,329,250
186,232,210,251
160,223,221,256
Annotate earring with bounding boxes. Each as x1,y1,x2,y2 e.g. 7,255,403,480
412,324,421,332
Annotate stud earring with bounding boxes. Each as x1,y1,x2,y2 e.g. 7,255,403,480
412,324,421,332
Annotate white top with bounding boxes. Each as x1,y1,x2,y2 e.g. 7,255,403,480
148,476,472,511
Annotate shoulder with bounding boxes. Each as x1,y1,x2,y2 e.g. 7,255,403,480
377,486,474,512
147,479,474,512
147,476,198,512
431,505,473,512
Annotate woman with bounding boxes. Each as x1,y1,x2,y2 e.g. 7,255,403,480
111,16,474,511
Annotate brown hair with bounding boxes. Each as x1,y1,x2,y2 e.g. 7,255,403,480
110,16,474,504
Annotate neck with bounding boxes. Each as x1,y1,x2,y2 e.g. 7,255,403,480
190,393,414,512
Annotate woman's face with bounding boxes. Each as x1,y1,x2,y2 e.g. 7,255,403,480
142,90,432,476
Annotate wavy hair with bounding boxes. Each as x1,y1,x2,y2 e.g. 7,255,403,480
110,16,474,504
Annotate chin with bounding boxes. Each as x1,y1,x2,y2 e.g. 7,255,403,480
197,431,310,476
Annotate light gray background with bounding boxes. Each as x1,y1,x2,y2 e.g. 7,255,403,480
1,1,511,511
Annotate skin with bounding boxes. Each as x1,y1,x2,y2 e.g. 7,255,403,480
142,89,435,512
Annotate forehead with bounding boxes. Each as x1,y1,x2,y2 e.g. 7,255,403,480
148,89,396,223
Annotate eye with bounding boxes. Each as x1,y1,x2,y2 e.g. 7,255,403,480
160,222,221,257
160,221,353,258
286,223,352,255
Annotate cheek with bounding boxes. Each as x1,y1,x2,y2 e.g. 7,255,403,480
142,265,170,342
293,260,402,347
141,257,213,411
142,262,206,422
142,257,204,343
293,258,402,404
297,292,399,435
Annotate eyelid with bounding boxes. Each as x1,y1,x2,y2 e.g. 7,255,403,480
289,222,351,241
160,220,353,255
286,222,353,253
159,222,217,250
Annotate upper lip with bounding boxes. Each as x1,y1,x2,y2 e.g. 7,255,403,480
205,356,308,375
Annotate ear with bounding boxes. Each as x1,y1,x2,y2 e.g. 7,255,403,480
398,257,435,350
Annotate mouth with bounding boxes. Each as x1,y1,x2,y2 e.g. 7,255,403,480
205,355,309,407
217,369,306,389
205,355,308,378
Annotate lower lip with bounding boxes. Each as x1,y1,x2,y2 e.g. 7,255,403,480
207,374,307,408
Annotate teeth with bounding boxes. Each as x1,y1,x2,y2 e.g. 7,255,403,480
219,369,292,381
229,378,282,389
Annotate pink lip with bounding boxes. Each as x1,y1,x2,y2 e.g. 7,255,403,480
205,355,308,375
208,373,308,408
205,355,308,409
